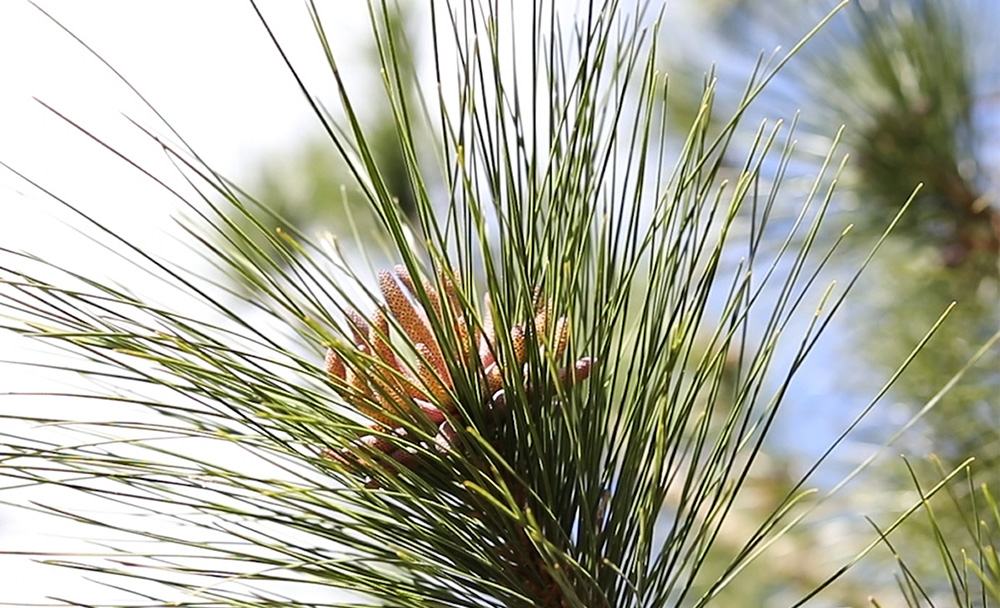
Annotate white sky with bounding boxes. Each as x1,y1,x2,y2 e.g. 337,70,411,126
0,1,372,250
0,2,378,603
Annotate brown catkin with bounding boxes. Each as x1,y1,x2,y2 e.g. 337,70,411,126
346,309,370,348
395,264,443,320
369,308,401,375
552,317,570,361
325,348,346,380
416,342,454,408
323,276,595,488
379,270,444,368
510,324,528,366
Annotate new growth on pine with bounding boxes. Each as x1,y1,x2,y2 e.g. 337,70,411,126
1,1,995,607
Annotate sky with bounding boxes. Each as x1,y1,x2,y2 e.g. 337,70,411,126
0,2,376,603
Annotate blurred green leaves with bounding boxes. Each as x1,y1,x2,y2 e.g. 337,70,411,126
659,0,999,603
823,0,997,266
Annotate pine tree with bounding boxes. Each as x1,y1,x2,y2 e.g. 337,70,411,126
1,1,994,606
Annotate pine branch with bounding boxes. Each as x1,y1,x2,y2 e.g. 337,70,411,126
1,1,986,607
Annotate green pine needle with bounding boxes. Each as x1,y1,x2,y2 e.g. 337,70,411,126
1,1,991,607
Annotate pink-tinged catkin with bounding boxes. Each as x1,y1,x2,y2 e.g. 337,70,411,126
325,348,345,380
378,270,441,365
323,266,594,482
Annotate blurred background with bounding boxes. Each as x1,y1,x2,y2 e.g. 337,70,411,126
1,0,996,605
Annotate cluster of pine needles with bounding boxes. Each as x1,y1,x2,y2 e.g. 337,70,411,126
0,1,996,607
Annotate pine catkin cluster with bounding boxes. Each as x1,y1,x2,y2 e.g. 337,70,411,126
323,265,593,482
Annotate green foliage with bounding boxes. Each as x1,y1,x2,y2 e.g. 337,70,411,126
870,466,1000,608
820,0,997,264
809,5,999,594
657,0,999,601
213,4,425,292
0,1,994,607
